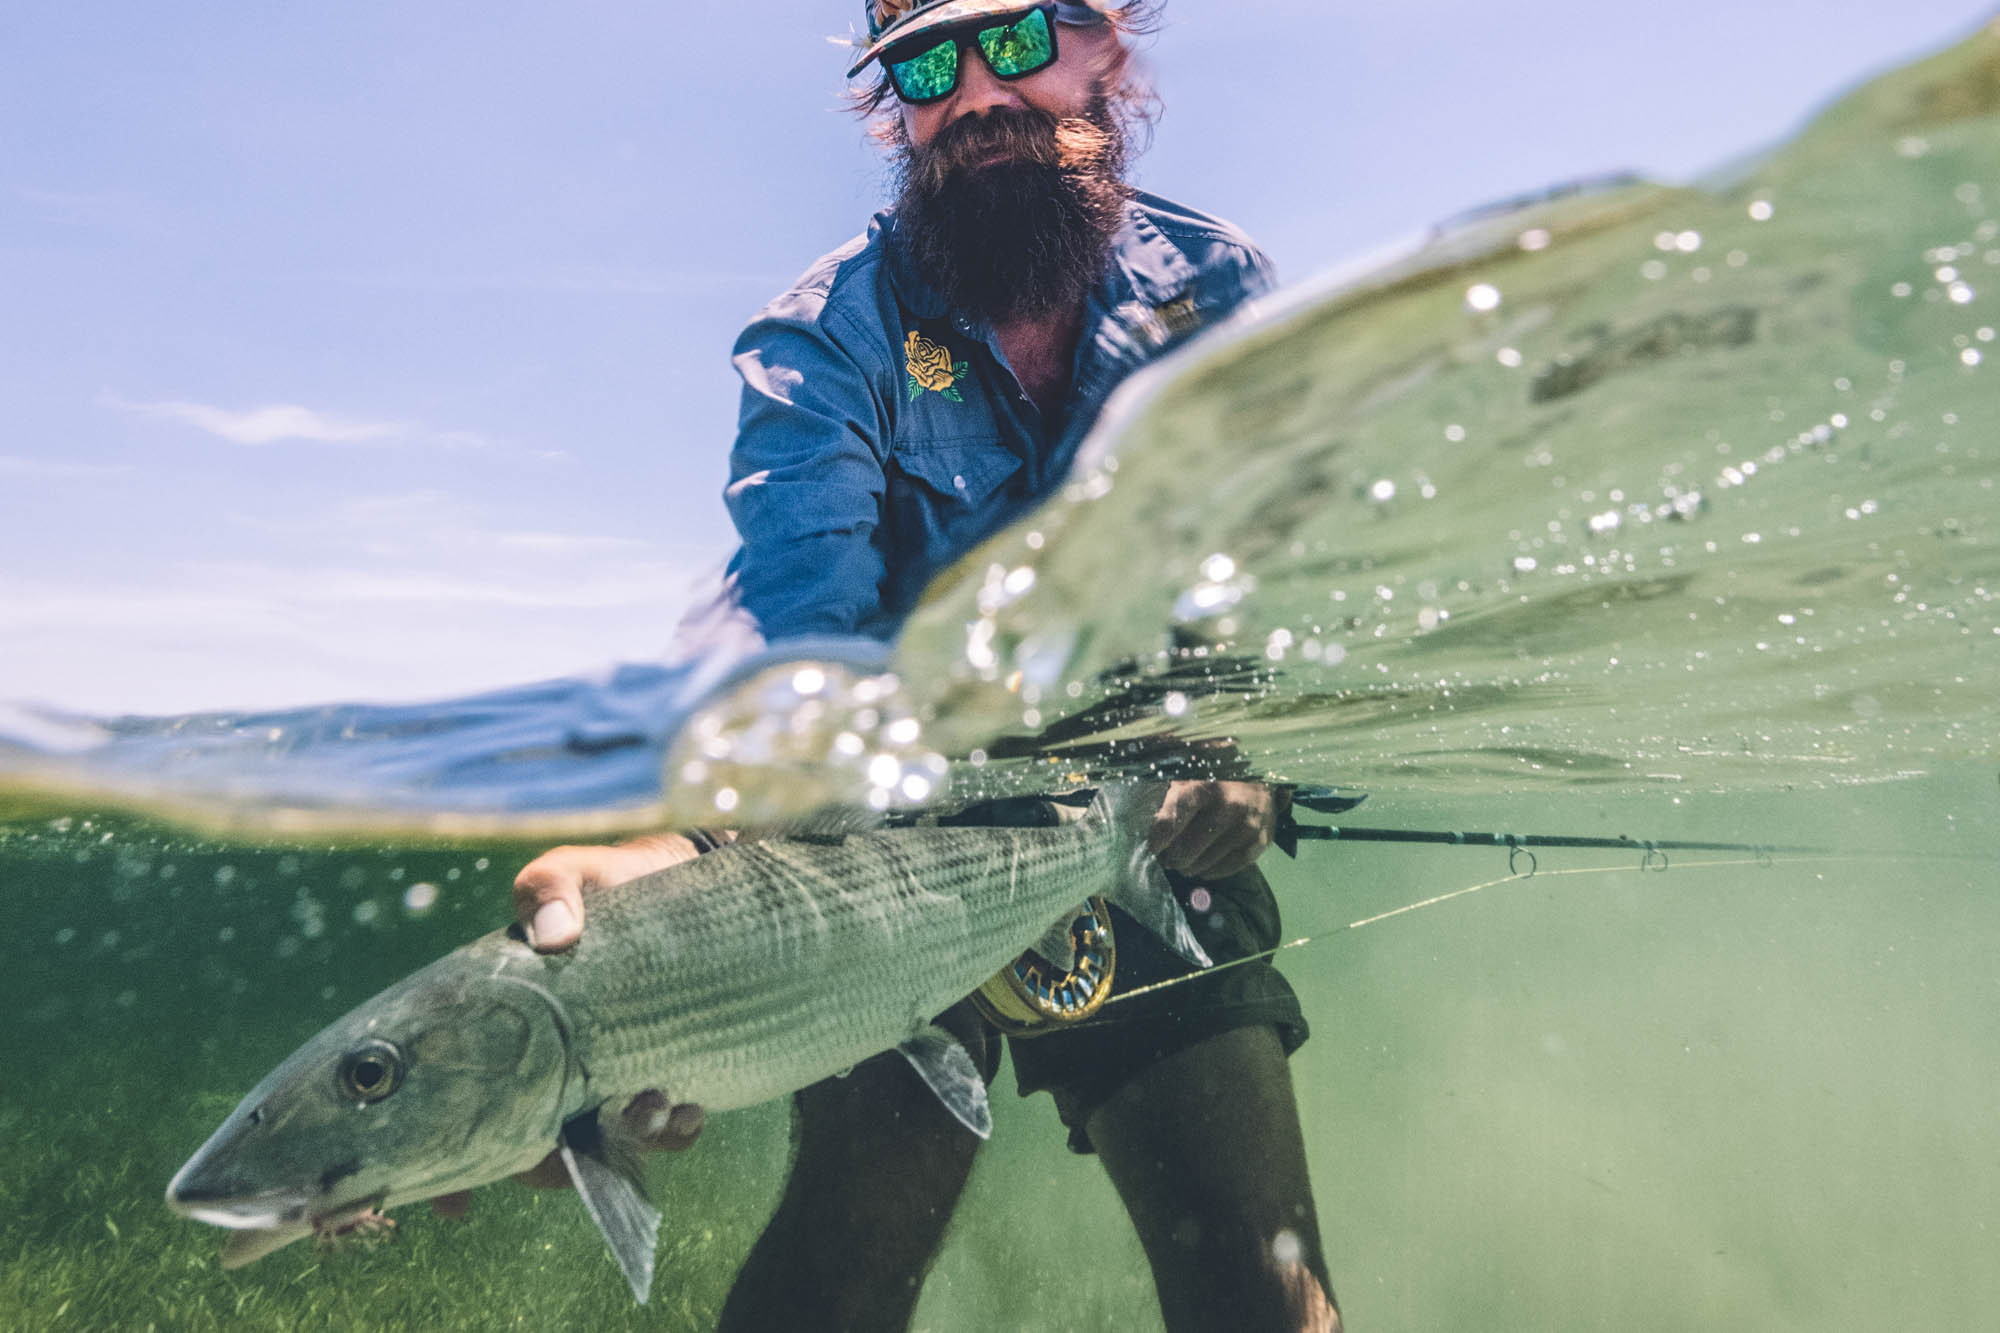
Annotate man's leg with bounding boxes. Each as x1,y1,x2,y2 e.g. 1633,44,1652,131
718,1004,994,1333
1085,1024,1340,1333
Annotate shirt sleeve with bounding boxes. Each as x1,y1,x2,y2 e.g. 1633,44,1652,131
722,308,892,642
1239,242,1278,301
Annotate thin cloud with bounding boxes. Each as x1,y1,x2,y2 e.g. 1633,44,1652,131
0,454,135,479
109,397,406,446
227,492,661,560
295,264,792,297
499,531,653,555
104,396,492,449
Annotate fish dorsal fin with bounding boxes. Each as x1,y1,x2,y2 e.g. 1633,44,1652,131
747,804,889,846
559,1110,663,1304
896,1025,992,1139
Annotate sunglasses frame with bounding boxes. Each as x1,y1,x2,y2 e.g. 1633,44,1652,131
882,5,1061,107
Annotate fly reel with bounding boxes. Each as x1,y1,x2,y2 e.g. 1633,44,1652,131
971,896,1116,1036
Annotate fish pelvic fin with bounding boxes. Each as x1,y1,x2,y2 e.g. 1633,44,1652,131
559,1110,663,1304
897,1025,993,1139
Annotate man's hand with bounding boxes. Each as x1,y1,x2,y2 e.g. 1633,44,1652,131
1147,781,1282,880
433,832,716,1221
511,832,714,952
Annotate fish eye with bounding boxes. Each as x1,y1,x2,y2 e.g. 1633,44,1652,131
338,1040,405,1103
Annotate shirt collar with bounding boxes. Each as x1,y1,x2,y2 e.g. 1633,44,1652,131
1108,199,1197,306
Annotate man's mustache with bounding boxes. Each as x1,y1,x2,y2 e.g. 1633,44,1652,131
905,107,1115,191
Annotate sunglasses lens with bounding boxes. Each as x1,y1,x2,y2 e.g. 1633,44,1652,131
978,8,1055,78
889,38,959,102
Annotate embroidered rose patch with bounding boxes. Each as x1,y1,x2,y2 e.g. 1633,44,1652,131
905,330,969,403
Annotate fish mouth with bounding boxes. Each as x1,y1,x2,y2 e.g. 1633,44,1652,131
174,1191,391,1271
168,1184,385,1231
167,1156,389,1268
165,1178,314,1231
307,1193,389,1237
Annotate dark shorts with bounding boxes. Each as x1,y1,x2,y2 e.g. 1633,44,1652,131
936,792,1309,1155
1005,864,1310,1154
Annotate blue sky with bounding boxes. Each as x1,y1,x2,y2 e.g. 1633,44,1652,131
3,1,1994,712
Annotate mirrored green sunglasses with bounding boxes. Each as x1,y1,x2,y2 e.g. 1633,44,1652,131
884,6,1058,105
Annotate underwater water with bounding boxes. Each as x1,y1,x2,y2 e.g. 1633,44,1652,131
4,25,2000,1333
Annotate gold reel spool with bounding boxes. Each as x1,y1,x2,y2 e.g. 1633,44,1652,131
971,896,1116,1037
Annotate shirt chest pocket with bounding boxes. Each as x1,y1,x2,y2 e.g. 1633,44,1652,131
884,440,1025,560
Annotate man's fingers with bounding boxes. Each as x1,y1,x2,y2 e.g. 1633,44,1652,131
513,1151,574,1191
1149,780,1277,878
1185,833,1260,881
1158,819,1227,874
499,1094,702,1195
663,1104,705,1148
510,836,708,954
1147,783,1208,853
512,850,593,953
621,1090,705,1152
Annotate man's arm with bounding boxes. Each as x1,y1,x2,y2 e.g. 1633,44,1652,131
723,309,894,640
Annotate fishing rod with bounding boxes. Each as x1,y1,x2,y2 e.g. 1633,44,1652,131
977,785,1837,1033
1274,787,1825,873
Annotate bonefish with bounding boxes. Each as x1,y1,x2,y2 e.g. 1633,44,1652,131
165,785,1206,1302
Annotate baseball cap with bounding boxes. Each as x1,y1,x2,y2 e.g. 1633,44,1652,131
846,0,1109,79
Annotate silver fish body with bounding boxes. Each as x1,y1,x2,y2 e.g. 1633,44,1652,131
558,814,1133,1110
166,788,1201,1298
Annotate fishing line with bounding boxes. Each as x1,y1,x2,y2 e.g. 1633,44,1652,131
997,793,1993,1034
1066,852,1856,1026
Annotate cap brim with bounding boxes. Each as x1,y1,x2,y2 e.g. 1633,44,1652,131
846,1,1047,78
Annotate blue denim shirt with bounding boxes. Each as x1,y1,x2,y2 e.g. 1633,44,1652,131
718,190,1275,644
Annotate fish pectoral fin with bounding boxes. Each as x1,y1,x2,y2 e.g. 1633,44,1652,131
897,1026,993,1140
559,1112,663,1305
1109,844,1212,970
1093,784,1211,970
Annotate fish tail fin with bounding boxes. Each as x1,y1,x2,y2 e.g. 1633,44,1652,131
1093,782,1212,969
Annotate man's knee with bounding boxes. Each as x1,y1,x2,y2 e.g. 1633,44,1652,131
722,1047,987,1331
1085,1025,1339,1330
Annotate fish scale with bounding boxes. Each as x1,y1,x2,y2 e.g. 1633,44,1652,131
542,818,1118,1111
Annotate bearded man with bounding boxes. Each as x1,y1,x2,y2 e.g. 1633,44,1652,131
477,4,1340,1328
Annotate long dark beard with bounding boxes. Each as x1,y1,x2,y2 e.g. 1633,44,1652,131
891,98,1130,324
